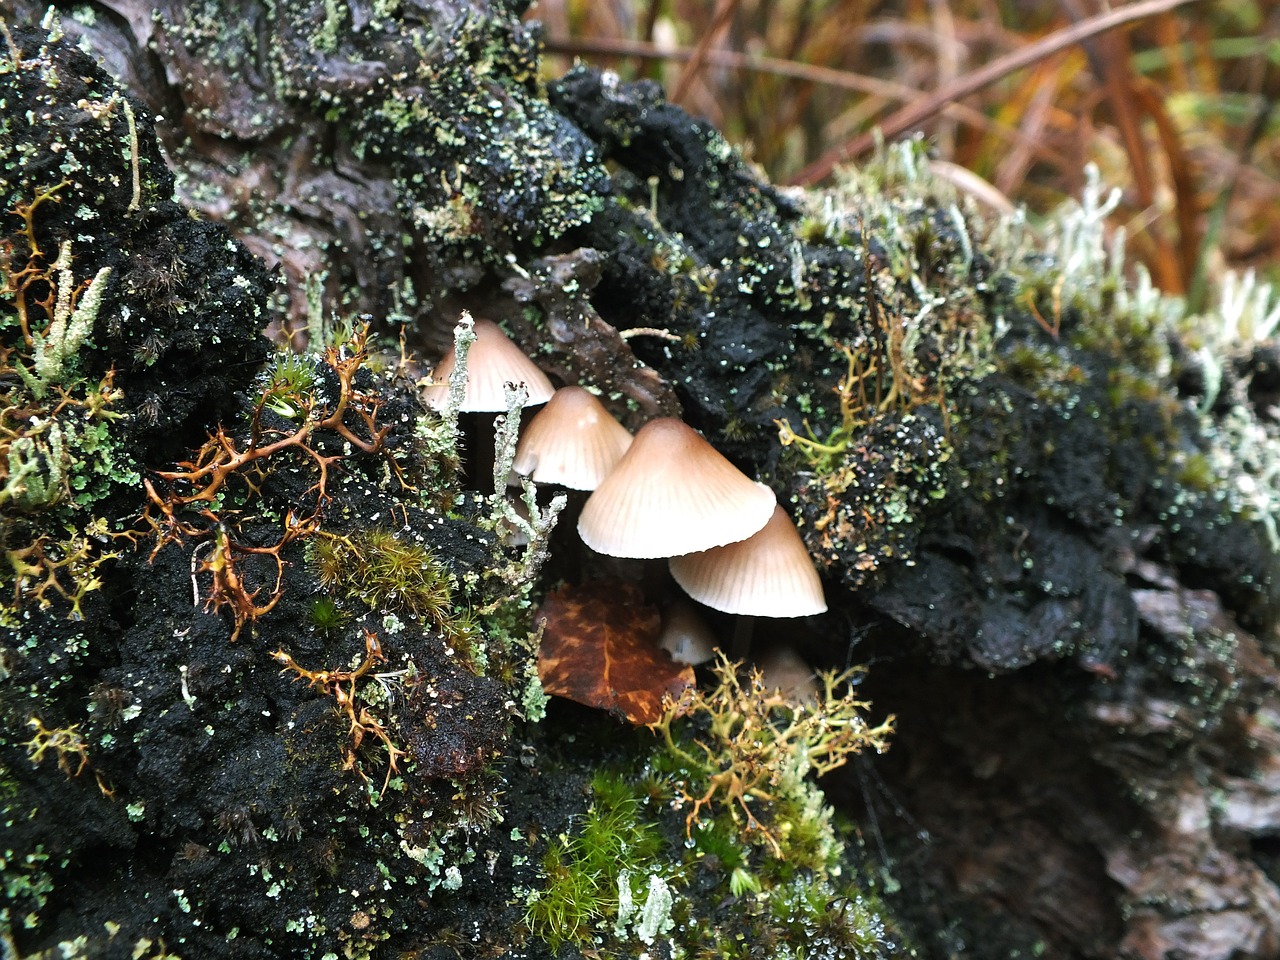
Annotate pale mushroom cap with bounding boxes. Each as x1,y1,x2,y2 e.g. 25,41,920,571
756,646,821,704
577,417,776,559
668,504,827,617
513,387,633,490
422,318,555,412
658,596,719,666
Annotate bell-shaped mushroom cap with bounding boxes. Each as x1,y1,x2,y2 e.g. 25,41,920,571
513,387,633,490
658,596,719,666
756,645,820,704
578,417,775,559
422,318,554,412
669,504,827,617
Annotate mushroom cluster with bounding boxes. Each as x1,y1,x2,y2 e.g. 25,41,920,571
577,417,827,658
424,315,828,685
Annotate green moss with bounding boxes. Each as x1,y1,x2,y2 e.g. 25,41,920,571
522,660,900,958
258,352,320,419
305,595,350,634
309,529,455,628
523,768,666,953
1177,451,1218,493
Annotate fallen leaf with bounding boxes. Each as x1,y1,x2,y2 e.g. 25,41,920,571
536,581,694,725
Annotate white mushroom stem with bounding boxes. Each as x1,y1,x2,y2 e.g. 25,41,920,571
731,615,757,660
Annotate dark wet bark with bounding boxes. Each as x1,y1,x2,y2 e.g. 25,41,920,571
5,2,1280,959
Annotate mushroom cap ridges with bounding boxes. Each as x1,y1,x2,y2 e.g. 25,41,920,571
577,417,776,559
513,386,633,490
422,318,555,412
668,503,827,617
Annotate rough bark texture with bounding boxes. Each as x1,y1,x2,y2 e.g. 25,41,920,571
4,2,1280,959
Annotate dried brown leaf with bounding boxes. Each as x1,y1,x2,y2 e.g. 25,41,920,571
536,581,694,725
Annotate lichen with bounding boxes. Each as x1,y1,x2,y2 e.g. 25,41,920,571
523,657,899,958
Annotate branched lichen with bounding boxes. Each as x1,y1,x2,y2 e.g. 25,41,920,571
653,655,894,854
22,715,89,777
272,627,408,794
523,657,898,958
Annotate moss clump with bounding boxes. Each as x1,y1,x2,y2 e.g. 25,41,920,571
305,594,350,634
524,769,667,952
523,658,900,958
310,529,455,626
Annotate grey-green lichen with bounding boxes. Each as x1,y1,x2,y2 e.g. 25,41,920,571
523,658,899,959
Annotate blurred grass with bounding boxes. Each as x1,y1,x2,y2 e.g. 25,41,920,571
531,0,1280,313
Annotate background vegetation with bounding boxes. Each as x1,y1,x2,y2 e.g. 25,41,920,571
532,0,1279,314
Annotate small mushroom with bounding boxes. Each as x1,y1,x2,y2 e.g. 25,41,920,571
657,595,719,666
668,504,826,618
421,317,554,489
668,503,826,656
577,417,775,560
513,386,633,491
421,318,554,412
755,645,821,705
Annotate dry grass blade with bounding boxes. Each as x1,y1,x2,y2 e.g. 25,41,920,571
670,0,742,104
791,0,1209,185
543,33,1058,164
542,0,1279,306
544,34,913,99
1132,80,1200,293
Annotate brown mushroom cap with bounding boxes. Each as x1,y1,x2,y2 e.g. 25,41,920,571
421,318,554,412
513,386,633,490
577,417,775,559
668,504,827,617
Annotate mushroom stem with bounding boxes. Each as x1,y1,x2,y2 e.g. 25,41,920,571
642,558,670,604
730,615,757,660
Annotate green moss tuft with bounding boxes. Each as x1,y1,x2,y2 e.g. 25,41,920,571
524,768,666,953
309,529,456,628
305,595,350,634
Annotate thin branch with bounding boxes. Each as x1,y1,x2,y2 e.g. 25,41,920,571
671,0,743,105
541,34,1069,168
791,0,1207,184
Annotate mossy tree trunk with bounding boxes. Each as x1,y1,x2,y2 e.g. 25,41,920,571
4,3,1280,959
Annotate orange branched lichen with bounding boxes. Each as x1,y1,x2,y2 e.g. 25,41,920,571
273,628,408,794
141,325,405,639
189,517,317,641
2,178,70,346
650,654,893,856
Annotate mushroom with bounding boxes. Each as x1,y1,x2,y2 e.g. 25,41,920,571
421,317,554,490
668,503,826,656
577,417,775,560
755,645,821,705
657,595,719,666
513,386,633,491
421,318,554,413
